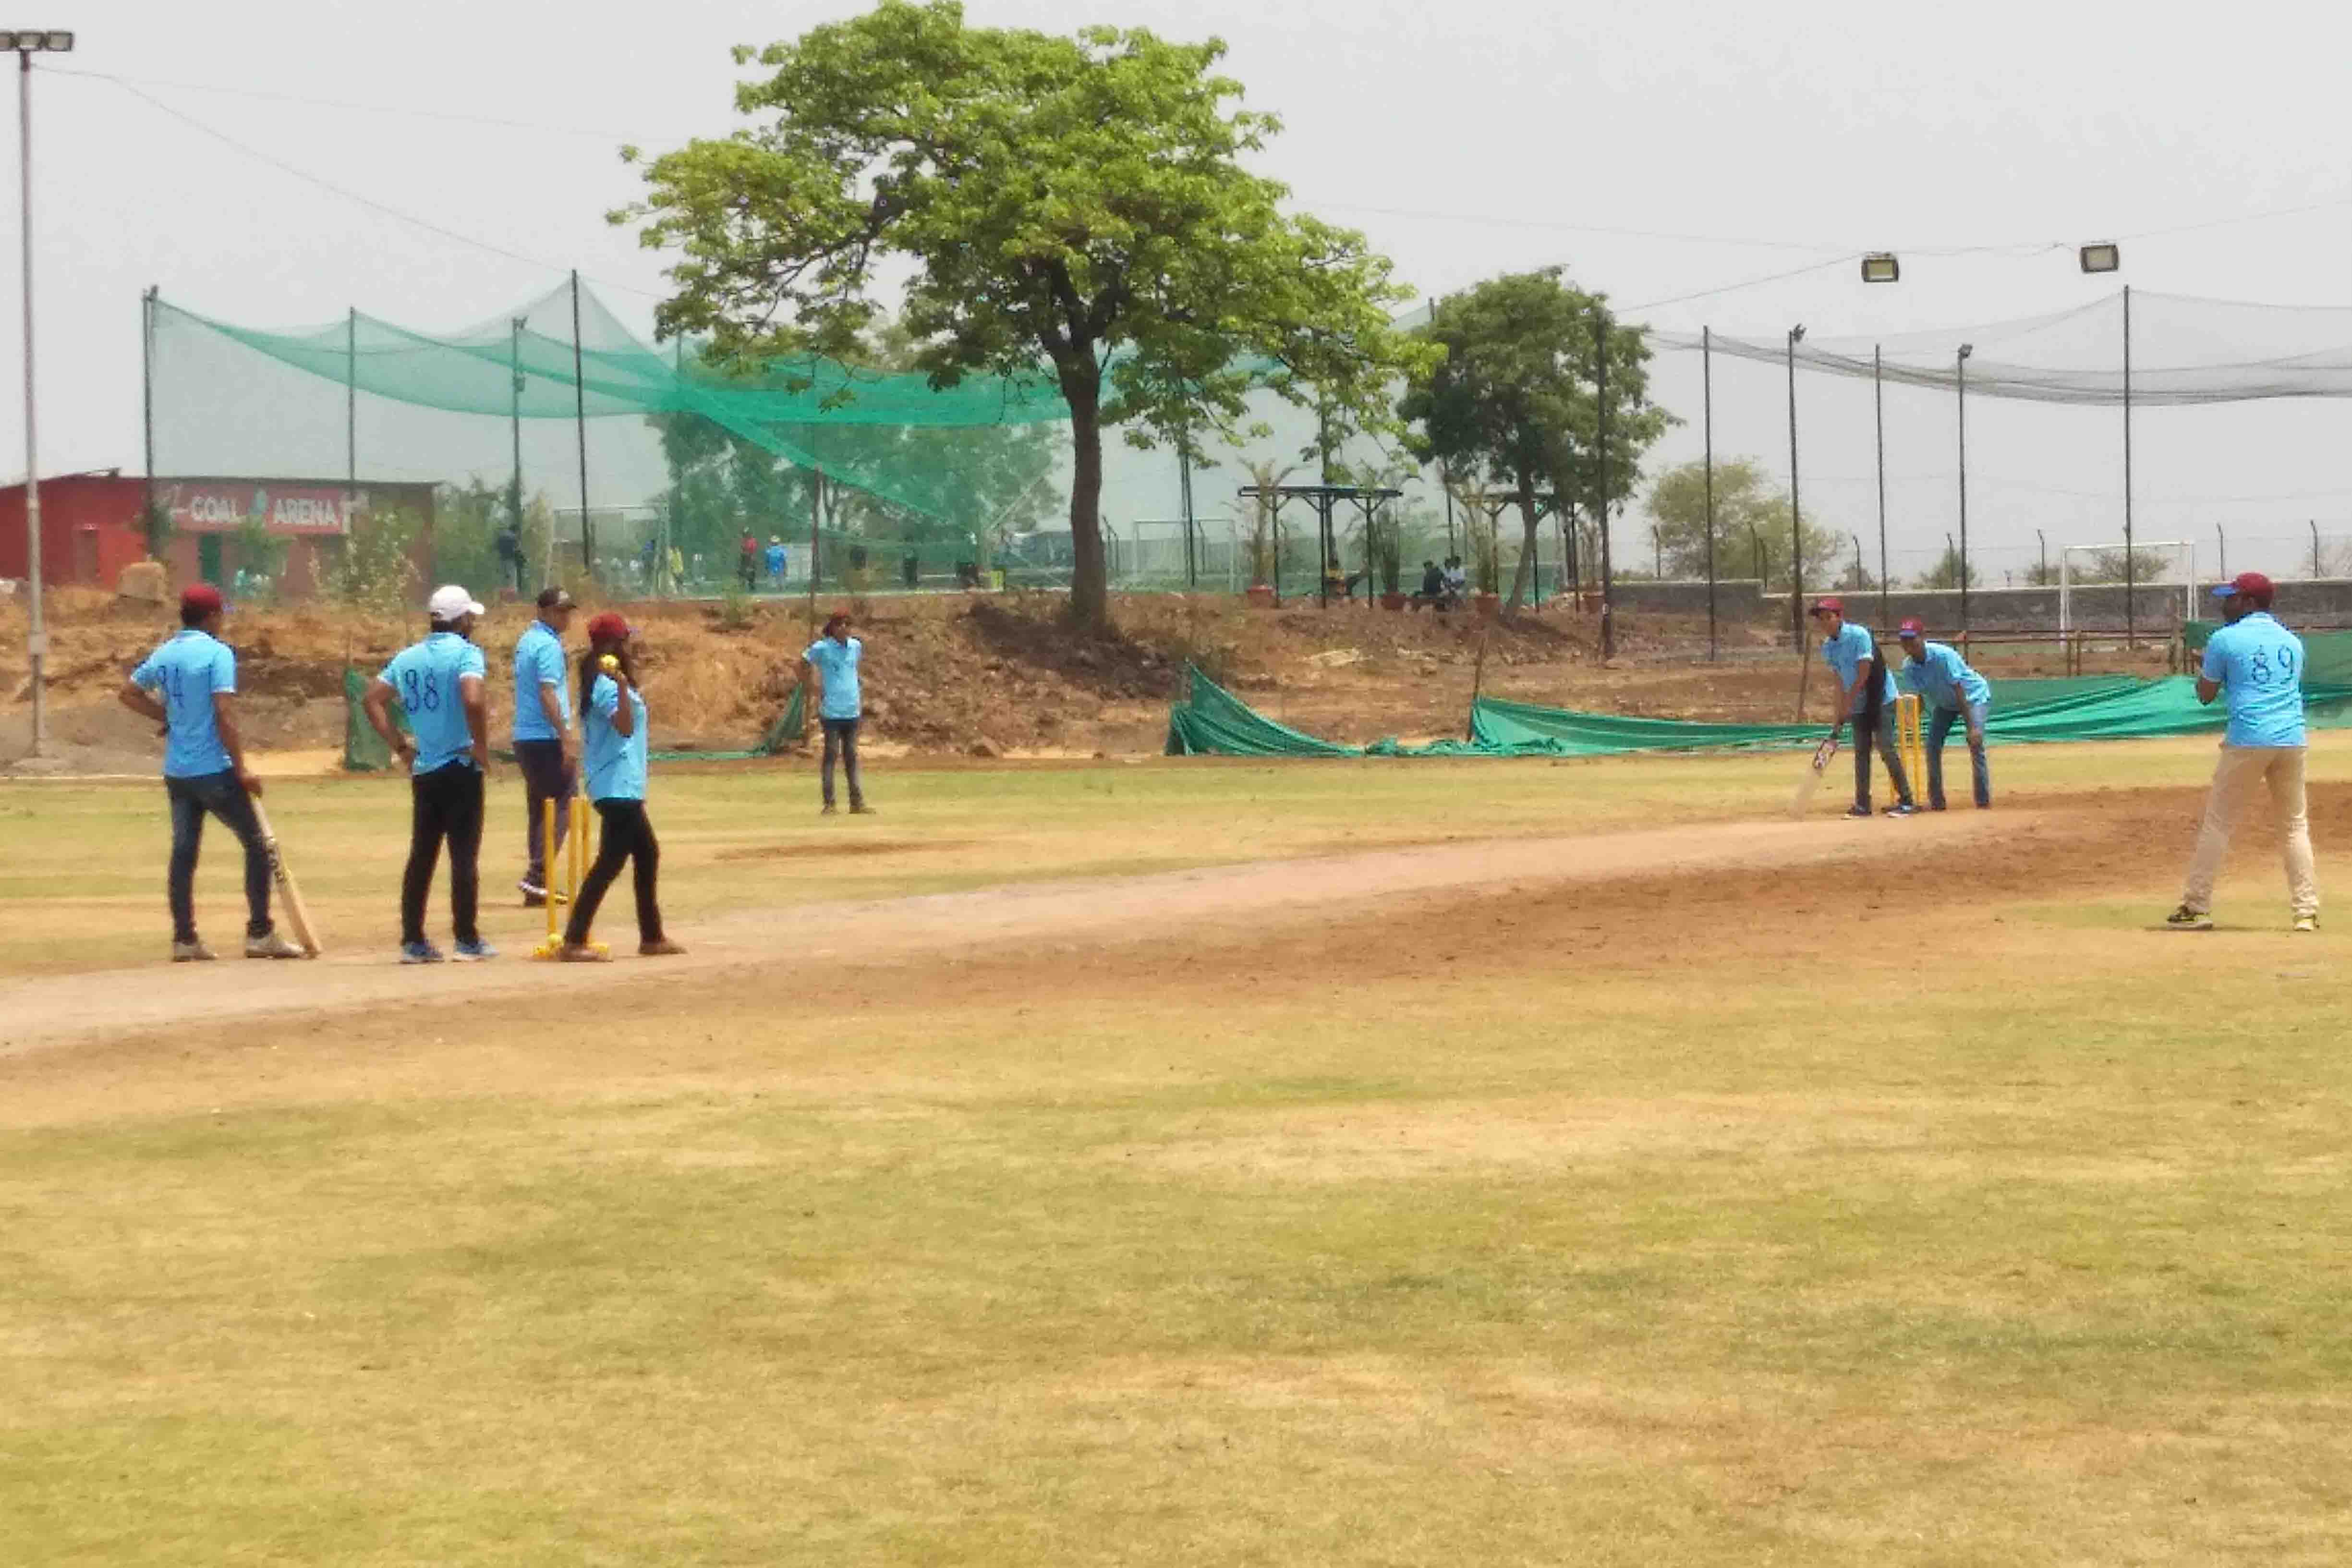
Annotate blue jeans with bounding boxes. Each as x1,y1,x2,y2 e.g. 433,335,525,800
1925,702,1991,808
166,769,272,944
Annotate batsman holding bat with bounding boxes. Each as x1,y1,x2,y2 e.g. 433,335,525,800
118,583,308,961
1809,596,1916,818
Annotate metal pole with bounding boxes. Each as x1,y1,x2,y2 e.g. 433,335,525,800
346,307,357,498
509,317,525,571
141,286,156,561
807,467,822,641
2313,518,2322,579
570,269,593,583
1852,532,1863,590
18,50,43,757
2037,528,2046,582
2122,285,2134,647
1179,442,1196,588
2216,522,2226,579
1703,325,1716,661
1956,344,1973,632
1596,309,1613,661
1787,325,1804,651
1874,344,1889,623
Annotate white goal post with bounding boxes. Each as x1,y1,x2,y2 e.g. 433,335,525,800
2058,540,2197,636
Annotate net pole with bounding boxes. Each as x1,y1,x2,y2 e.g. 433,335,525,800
2122,284,2134,648
1179,440,1196,588
1596,308,1614,662
1703,325,1716,661
509,317,525,589
1956,345,1970,635
141,286,156,561
17,52,39,756
1874,344,1889,626
2313,519,2322,579
345,308,357,583
570,270,593,584
807,466,821,644
1787,326,1805,711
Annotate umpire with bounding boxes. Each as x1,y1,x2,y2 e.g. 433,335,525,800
512,586,577,905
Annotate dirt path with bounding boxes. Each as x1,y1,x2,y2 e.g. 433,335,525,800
0,812,2028,1056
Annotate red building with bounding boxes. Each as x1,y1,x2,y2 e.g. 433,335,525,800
0,472,437,598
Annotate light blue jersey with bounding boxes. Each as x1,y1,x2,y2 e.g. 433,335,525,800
131,629,237,778
764,544,786,577
1901,641,1992,712
1822,621,1897,712
511,619,569,743
806,636,863,719
2202,612,2305,748
583,673,648,801
379,632,487,774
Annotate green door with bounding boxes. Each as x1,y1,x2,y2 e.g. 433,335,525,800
196,534,224,585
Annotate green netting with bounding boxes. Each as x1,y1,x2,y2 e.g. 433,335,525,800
1167,666,2352,760
340,666,407,771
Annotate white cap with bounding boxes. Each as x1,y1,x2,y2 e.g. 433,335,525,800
427,583,486,621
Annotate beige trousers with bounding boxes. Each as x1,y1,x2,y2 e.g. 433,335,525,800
2179,745,2318,919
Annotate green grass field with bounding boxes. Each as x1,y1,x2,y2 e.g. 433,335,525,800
5,742,2350,1563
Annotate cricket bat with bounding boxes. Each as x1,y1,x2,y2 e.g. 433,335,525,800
1788,729,1843,818
250,800,322,957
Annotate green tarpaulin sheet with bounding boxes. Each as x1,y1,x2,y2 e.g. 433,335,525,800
1164,666,2352,760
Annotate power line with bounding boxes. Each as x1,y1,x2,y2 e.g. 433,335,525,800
53,64,675,144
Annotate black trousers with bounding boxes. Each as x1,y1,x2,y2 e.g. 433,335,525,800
165,769,272,944
821,717,864,808
564,799,664,944
402,761,485,947
513,738,576,886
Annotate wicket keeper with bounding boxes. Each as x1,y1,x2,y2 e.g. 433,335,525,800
1810,596,1916,817
1895,618,1993,810
2167,572,2318,932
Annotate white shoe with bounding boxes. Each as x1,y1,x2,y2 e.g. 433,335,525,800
2292,915,2319,934
172,939,218,962
245,929,308,960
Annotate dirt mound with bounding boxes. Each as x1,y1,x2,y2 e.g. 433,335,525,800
1,586,2178,767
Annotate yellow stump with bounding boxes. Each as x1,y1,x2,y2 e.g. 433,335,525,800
1895,693,1927,800
532,795,606,960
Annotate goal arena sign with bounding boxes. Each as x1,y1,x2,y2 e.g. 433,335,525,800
162,481,360,536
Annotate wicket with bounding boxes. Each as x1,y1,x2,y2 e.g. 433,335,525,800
1895,693,1926,800
530,796,605,959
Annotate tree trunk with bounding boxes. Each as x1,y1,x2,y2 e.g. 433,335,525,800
1063,366,1109,632
1503,473,1538,615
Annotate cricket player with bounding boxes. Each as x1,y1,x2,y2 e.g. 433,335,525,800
557,612,685,961
512,585,577,906
2168,571,2318,932
802,609,874,815
118,583,305,961
362,584,495,962
1895,618,1993,809
1810,596,1916,817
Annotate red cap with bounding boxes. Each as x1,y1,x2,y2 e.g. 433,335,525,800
1897,617,1927,638
2215,571,2274,601
585,610,631,642
1807,596,1845,617
180,583,223,617
823,607,852,631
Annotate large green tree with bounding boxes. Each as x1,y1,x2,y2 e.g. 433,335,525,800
1644,457,1840,590
1399,269,1670,613
614,0,1422,631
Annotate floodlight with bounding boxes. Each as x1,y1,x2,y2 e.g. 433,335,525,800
0,34,19,49
1860,253,1900,284
1958,342,1974,362
42,31,71,49
2080,243,2121,274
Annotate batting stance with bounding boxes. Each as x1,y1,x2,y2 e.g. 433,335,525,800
117,583,306,961
2168,572,2319,932
1895,618,1993,810
362,584,495,963
1810,596,1916,818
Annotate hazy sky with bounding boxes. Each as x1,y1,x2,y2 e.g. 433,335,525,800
11,0,2352,582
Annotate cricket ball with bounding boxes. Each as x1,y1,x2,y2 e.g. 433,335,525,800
599,654,620,673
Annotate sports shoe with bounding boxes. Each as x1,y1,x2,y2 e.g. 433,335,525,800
2163,906,2213,932
849,803,879,815
557,942,611,963
245,929,308,960
1844,805,1873,819
2292,915,2319,933
452,938,498,962
639,937,687,957
519,879,547,908
1884,802,1918,818
820,803,838,816
171,939,218,962
400,941,448,964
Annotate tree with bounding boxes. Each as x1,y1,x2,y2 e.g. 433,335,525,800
615,0,1425,631
1643,458,1838,589
2073,546,2173,585
1399,269,1670,614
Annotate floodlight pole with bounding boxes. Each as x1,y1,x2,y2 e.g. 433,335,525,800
1786,325,1805,655
1702,325,1716,661
2312,518,2322,579
17,45,45,757
2122,284,2134,647
141,286,156,560
1956,343,1973,633
1874,344,1889,624
1595,309,1614,661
